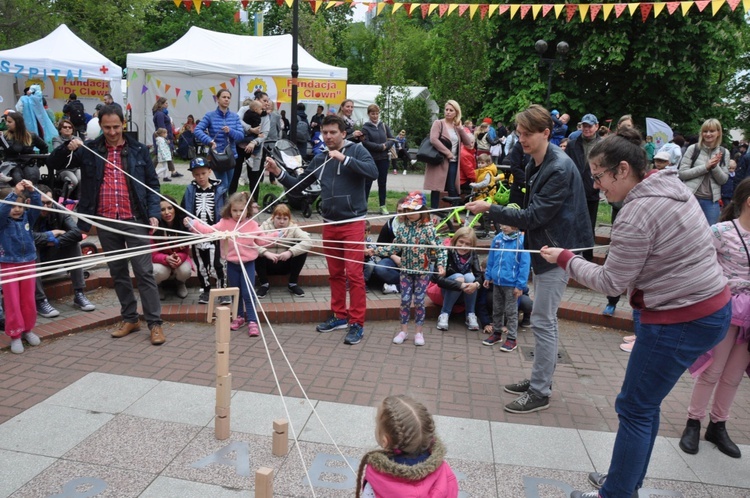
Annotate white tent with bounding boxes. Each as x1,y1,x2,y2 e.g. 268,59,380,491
346,84,439,126
0,24,122,117
126,27,347,141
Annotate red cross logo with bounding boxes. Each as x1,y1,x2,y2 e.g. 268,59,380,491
100,65,109,74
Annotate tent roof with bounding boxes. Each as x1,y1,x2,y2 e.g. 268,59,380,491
0,24,122,80
127,27,347,80
347,84,431,106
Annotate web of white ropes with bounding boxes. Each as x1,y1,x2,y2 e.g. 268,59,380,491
0,143,606,495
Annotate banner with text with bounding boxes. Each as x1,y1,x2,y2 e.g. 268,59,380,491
239,76,346,106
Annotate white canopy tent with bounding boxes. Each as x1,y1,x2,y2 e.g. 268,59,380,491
0,24,122,117
346,84,439,126
126,26,347,141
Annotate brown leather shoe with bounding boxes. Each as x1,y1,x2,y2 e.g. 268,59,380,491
111,321,141,338
150,324,166,345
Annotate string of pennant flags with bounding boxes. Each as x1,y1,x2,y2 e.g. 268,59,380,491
128,69,237,105
172,0,749,21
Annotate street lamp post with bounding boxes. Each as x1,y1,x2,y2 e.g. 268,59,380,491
535,40,569,109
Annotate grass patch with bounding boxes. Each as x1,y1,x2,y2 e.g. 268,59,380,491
596,201,613,227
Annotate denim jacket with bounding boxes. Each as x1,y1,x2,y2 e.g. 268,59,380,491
0,191,41,263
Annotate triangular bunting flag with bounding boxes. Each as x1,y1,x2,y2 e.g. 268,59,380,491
578,4,589,20
310,1,320,13
680,1,692,14
230,78,236,87
458,4,469,16
367,2,376,13
711,0,725,13
184,0,192,11
131,70,138,80
429,4,440,15
141,85,148,95
542,4,552,17
241,0,249,7
173,0,181,7
498,4,510,15
204,0,212,5
726,0,740,10
156,79,162,88
171,99,177,108
602,3,614,18
667,1,680,13
276,0,283,5
175,88,181,97
193,0,201,13
480,4,489,18
510,4,521,18
695,0,710,10
640,3,653,20
392,2,403,13
439,3,448,16
566,3,578,21
532,4,542,18
220,82,227,90
285,0,294,7
488,4,499,17
615,3,628,16
520,5,531,18
197,90,203,103
164,84,171,94
146,74,152,83
742,0,750,11
326,1,337,9
209,86,216,95
590,3,602,19
469,4,478,17
553,4,565,17
628,3,640,15
421,3,429,17
653,2,666,16
185,90,192,102
404,2,413,15
447,3,459,15
376,2,387,15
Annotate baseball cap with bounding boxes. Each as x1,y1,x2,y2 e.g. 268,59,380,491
654,151,670,162
189,157,209,170
581,114,598,125
551,109,560,117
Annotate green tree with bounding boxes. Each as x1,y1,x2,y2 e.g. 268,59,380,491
0,0,58,49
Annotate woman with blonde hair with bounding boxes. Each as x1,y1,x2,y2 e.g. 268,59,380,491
678,118,730,225
337,98,363,143
424,100,474,210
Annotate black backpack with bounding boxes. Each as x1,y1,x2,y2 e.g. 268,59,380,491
68,100,85,127
295,118,310,144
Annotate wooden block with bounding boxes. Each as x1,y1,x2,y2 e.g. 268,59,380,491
215,415,230,440
216,341,229,355
272,427,288,457
216,373,232,407
255,467,274,498
273,419,288,433
215,406,230,417
207,288,240,323
216,351,229,377
214,307,231,343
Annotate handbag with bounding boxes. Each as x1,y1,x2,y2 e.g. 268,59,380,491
416,122,451,165
208,143,236,173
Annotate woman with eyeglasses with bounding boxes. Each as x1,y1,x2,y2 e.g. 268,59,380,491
50,119,82,200
539,127,731,498
52,119,76,149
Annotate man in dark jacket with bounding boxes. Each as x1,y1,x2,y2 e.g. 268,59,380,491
467,104,592,415
32,184,96,318
49,105,165,345
265,115,378,346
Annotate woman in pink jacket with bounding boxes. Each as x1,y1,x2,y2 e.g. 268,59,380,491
152,195,192,300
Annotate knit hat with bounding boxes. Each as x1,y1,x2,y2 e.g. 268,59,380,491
401,191,426,211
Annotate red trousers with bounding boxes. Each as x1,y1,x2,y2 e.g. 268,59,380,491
1,262,37,339
322,220,366,326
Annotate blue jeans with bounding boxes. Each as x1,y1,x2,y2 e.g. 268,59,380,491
440,272,477,314
227,260,257,322
696,197,720,226
214,168,232,190
601,302,730,497
369,257,400,285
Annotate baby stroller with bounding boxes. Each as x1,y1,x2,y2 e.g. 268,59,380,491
261,139,321,218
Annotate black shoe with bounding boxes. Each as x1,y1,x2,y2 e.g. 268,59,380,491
171,171,184,178
679,418,701,455
504,379,530,395
162,176,172,182
288,284,305,297
198,291,210,304
705,420,741,458
256,284,269,298
588,471,606,489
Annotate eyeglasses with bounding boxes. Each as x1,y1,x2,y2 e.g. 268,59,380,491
591,170,608,184
42,201,53,206
61,125,72,129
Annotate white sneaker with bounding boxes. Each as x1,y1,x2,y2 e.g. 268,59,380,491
10,338,24,354
414,332,425,346
402,170,407,175
437,313,449,331
383,284,399,294
392,331,408,344
22,332,40,346
465,313,479,330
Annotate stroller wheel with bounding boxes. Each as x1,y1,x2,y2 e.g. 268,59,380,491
302,202,313,218
315,198,322,215
263,193,277,208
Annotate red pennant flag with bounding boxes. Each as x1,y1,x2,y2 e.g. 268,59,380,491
459,4,469,16
184,0,192,11
404,3,413,16
666,2,680,13
421,4,429,17
276,0,283,5
498,5,509,15
175,88,181,97
520,4,531,18
203,0,212,5
589,4,602,19
726,0,741,9
640,3,653,21
542,4,553,16
233,10,239,22
565,4,577,21
695,0,710,11
309,1,317,13
614,3,627,17
230,78,236,87
479,4,489,18
439,4,448,16
241,0,248,7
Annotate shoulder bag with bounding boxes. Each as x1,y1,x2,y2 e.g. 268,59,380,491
416,121,451,165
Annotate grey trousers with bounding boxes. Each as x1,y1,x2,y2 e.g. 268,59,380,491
528,266,568,398
492,285,518,340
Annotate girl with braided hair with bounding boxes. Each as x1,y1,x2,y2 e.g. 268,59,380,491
356,395,458,498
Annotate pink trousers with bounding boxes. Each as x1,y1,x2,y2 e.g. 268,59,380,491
1,262,37,339
688,325,750,422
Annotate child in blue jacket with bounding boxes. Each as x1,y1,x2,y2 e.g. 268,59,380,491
482,204,530,352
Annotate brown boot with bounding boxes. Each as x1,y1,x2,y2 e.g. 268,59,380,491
111,321,141,338
150,324,166,345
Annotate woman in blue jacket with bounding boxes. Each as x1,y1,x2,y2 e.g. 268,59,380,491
194,89,245,187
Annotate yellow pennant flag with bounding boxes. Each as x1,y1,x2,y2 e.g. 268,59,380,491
376,2,387,15
392,3,403,13
447,3,459,15
553,4,565,17
429,3,440,15
578,4,589,20
469,4,479,18
532,4,542,18
156,79,162,88
680,1,692,14
628,3,640,15
488,4,499,17
711,0,726,13
285,0,294,8
209,86,216,96
744,0,750,12
326,1,337,9
193,0,201,13
602,3,614,19
653,2,666,16
171,99,177,108
173,0,181,7
509,4,521,18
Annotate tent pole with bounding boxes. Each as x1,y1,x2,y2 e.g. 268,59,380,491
290,0,299,141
